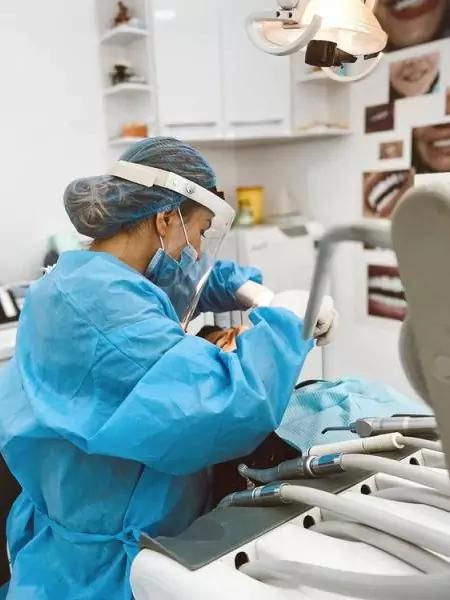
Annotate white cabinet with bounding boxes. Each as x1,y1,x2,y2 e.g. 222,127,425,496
219,0,292,139
152,0,224,140
150,0,293,142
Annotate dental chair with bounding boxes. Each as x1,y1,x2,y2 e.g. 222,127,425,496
131,175,450,600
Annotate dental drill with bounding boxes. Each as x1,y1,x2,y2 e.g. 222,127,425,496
238,452,450,493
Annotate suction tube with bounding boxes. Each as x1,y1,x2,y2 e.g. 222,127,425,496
373,487,450,513
308,433,442,456
312,520,448,574
240,559,450,600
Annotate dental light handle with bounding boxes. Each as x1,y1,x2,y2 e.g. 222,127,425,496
246,11,323,57
323,416,437,438
322,52,383,83
303,220,392,340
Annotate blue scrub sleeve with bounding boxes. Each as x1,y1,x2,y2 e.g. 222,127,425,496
69,307,312,476
196,260,263,314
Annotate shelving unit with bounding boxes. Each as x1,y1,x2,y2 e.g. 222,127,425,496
100,25,148,45
296,71,329,83
292,54,352,138
94,1,352,153
103,83,152,97
95,0,158,156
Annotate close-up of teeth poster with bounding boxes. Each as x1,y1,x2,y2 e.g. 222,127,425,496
367,264,407,321
361,0,450,322
374,0,450,51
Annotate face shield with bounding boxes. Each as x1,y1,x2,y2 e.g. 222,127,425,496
109,161,236,329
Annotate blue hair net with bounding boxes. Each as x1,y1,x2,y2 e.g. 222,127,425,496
64,137,217,239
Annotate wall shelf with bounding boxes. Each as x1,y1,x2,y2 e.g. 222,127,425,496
186,128,351,148
297,71,328,83
104,83,152,97
100,25,148,46
294,126,351,139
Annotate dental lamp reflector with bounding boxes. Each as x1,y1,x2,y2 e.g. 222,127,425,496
247,0,387,82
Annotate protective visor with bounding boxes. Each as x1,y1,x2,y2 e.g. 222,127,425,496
109,160,236,328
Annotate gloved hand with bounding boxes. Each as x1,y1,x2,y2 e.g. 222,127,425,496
271,289,338,347
235,280,275,309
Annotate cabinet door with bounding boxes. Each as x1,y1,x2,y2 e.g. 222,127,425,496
219,0,292,139
152,0,223,140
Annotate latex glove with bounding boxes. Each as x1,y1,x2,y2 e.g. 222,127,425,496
235,280,275,309
271,289,339,347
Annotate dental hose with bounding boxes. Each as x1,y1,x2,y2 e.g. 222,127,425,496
219,484,450,556
340,454,450,494
307,433,442,457
239,559,450,600
239,453,450,494
401,437,442,453
373,486,450,512
420,448,447,469
311,520,448,573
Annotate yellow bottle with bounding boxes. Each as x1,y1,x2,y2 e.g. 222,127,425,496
236,186,264,225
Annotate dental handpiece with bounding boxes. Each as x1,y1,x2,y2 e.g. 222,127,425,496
322,416,437,438
218,482,290,508
238,454,344,484
237,452,450,494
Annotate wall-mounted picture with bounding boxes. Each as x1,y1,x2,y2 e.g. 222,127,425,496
412,122,450,173
365,103,395,134
379,141,404,160
389,53,440,102
368,265,407,322
363,169,414,218
375,0,450,52
446,87,450,115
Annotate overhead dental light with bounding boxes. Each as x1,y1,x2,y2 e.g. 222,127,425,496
246,0,388,82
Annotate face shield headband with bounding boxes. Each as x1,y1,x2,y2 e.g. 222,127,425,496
109,161,236,328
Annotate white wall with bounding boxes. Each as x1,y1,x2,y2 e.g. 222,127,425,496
234,38,450,398
0,0,107,283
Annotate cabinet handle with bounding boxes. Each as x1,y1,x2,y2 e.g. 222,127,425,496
229,118,284,126
164,121,217,128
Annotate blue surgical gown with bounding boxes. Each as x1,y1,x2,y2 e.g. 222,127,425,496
0,251,312,599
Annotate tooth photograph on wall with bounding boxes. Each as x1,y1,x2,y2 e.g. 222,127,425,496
363,169,414,218
389,52,440,102
375,0,450,52
379,141,404,160
368,265,407,322
365,103,395,134
412,122,450,173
